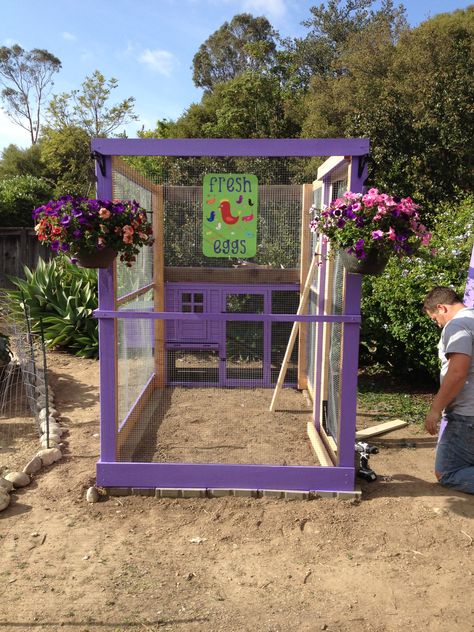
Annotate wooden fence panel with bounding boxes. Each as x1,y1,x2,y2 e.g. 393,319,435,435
0,228,51,289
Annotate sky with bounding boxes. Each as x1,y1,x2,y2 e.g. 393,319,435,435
0,0,472,153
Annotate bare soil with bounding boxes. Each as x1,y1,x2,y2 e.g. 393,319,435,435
1,352,473,632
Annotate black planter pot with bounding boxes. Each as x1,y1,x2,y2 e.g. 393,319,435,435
339,248,389,276
75,247,117,269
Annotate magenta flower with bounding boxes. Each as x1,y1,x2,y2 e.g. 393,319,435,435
371,230,384,240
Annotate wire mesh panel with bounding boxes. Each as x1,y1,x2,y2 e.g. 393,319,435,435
109,154,318,468
271,290,299,384
117,302,155,433
226,293,264,384
112,164,154,298
325,251,345,440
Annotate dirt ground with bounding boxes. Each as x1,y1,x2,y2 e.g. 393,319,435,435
1,352,473,632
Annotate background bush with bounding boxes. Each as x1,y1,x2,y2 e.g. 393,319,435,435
360,192,473,382
5,257,99,358
0,175,53,227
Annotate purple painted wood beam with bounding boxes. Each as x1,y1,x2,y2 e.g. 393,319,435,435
94,310,361,324
96,461,355,492
95,155,117,463
337,274,362,468
91,138,370,158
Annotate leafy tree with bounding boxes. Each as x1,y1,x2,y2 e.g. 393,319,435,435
40,125,95,196
192,13,281,91
0,143,45,179
47,70,137,137
294,0,407,87
302,6,474,208
0,44,61,144
0,175,53,227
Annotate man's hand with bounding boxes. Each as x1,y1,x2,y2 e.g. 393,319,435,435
425,409,441,435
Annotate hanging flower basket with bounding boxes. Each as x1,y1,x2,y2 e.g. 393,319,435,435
75,246,117,269
32,196,154,268
309,188,432,271
339,248,389,276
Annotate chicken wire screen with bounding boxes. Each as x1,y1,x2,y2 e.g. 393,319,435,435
110,156,320,466
116,316,315,467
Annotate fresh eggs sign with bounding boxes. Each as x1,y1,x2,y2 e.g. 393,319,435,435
202,173,258,258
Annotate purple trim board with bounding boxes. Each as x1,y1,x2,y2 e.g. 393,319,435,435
91,137,370,157
96,462,355,492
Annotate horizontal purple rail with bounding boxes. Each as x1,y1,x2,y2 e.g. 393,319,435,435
96,461,355,492
95,309,361,323
91,138,370,157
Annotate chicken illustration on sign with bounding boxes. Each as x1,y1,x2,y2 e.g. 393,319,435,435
202,173,258,258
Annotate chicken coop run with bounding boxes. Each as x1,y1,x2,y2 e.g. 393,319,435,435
91,138,369,496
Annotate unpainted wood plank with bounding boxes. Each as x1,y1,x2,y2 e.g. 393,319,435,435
355,419,408,440
306,422,333,467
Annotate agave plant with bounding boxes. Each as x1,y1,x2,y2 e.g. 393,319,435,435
5,257,99,358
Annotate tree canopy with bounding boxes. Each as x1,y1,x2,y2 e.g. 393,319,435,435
192,13,281,91
47,70,138,137
0,44,61,144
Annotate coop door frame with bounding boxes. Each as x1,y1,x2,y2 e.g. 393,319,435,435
93,138,369,494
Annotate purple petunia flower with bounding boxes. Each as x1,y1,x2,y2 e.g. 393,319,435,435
50,240,61,252
60,214,72,226
72,229,82,239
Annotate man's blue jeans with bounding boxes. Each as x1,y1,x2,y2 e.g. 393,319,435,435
435,412,474,494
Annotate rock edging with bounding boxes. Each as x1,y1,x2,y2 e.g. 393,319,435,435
0,373,65,512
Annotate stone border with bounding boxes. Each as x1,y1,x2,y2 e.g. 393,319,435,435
103,486,362,501
0,372,64,512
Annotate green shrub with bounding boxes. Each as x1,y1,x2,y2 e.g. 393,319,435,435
361,192,473,382
0,174,53,227
5,257,99,358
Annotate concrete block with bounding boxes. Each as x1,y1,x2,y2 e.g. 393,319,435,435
262,489,285,499
106,487,131,496
157,488,181,498
310,490,337,498
233,489,259,498
131,488,155,496
181,488,207,498
208,488,233,498
337,490,362,500
284,490,310,500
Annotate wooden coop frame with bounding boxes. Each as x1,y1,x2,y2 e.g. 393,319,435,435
92,138,369,496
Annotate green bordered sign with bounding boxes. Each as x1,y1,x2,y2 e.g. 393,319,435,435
202,173,258,258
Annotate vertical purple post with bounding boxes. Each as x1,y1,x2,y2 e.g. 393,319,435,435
337,155,366,467
338,275,362,466
463,244,474,308
95,153,117,462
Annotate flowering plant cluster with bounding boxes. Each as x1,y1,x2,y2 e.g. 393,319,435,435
309,188,431,261
33,196,153,266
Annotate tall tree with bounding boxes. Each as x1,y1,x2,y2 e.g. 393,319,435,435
192,13,281,91
47,70,137,137
0,143,45,179
40,125,96,196
0,44,61,144
294,0,407,87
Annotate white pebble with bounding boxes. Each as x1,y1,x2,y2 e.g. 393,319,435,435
0,489,11,512
4,471,31,488
23,456,43,475
0,477,14,493
86,487,100,503
36,447,62,466
38,409,59,423
39,438,60,449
